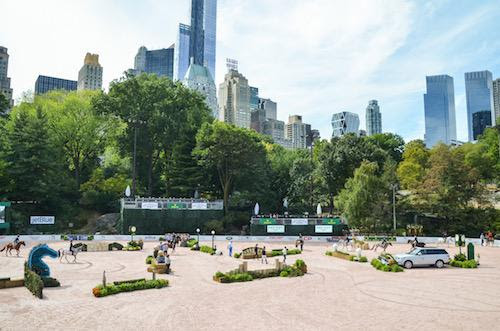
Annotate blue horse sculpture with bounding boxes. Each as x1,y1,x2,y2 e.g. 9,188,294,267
27,244,59,277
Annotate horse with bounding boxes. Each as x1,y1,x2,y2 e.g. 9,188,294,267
295,239,304,251
372,241,392,252
0,241,26,256
337,238,355,251
58,246,83,263
408,239,425,248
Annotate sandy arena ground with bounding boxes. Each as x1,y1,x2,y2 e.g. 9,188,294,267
1,240,500,331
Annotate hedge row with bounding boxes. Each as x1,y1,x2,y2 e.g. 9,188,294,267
186,239,198,248
24,263,44,299
450,259,478,268
191,245,214,254
92,279,168,297
371,258,404,272
325,251,368,262
238,248,302,259
213,260,308,283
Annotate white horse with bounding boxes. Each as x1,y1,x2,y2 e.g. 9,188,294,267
58,246,83,263
337,239,355,251
372,241,392,252
437,237,454,247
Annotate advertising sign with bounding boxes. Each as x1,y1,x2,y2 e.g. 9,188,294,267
267,225,285,233
30,216,55,225
259,218,277,225
167,202,186,209
0,206,5,224
315,225,333,233
322,218,341,225
291,218,308,226
191,202,208,210
141,202,159,209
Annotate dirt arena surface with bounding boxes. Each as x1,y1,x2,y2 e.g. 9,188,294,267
1,240,499,331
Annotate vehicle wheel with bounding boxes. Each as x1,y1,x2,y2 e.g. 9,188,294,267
435,260,444,268
404,260,413,269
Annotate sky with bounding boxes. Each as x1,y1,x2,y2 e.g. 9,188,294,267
2,0,500,142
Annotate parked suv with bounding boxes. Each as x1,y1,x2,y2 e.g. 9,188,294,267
393,247,450,269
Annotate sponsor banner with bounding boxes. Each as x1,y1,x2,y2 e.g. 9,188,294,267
322,218,341,225
258,218,277,225
191,202,208,210
0,202,11,206
30,216,55,225
315,225,333,233
167,202,187,209
141,202,159,209
291,218,308,226
267,225,285,233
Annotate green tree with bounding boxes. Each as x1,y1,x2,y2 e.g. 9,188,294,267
366,133,405,163
396,140,429,190
194,122,268,214
0,93,9,117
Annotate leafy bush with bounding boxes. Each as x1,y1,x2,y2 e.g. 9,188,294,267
450,259,478,268
24,263,44,299
266,248,302,257
145,256,154,264
187,239,198,248
280,270,289,277
92,279,168,297
359,256,368,263
203,219,224,234
42,277,60,287
199,245,215,254
349,255,355,261
371,258,403,272
454,253,467,262
294,259,308,273
233,252,241,258
214,271,253,283
214,260,308,283
108,242,124,251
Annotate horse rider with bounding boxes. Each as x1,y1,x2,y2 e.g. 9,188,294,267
69,240,74,254
13,234,20,245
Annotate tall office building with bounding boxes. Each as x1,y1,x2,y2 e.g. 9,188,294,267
133,45,174,79
493,78,500,122
465,70,495,141
218,68,250,128
423,75,457,147
174,0,217,82
77,53,103,91
249,86,259,111
250,97,277,133
258,98,277,120
183,59,218,118
0,46,13,110
365,100,382,136
286,115,308,149
35,75,77,95
331,111,360,137
174,24,191,80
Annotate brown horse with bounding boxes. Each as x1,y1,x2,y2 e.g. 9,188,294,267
0,241,26,257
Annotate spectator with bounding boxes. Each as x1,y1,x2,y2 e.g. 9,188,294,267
283,246,288,263
165,254,171,272
480,232,485,246
261,246,268,264
228,241,233,257
254,244,259,258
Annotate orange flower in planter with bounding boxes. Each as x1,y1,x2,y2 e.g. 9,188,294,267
92,287,101,297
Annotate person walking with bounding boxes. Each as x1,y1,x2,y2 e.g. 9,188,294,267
261,246,268,264
282,246,288,263
228,241,233,257
254,244,259,258
480,232,485,246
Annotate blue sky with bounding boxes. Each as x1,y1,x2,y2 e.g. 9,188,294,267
2,0,500,142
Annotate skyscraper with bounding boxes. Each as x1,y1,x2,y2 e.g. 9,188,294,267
77,53,103,91
423,75,456,147
465,70,495,141
174,0,217,82
249,86,259,111
493,78,500,122
35,75,77,95
258,98,277,120
286,115,308,149
183,59,218,118
174,23,191,81
218,68,250,129
133,45,174,79
365,100,382,136
331,112,360,137
0,46,13,110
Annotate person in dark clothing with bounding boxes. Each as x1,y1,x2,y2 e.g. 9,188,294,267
254,244,259,258
261,246,268,264
69,240,74,253
13,235,20,245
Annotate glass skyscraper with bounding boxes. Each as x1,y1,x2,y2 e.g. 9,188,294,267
331,112,360,137
365,100,382,136
465,70,495,141
423,75,456,147
34,75,77,95
134,46,174,79
203,0,217,81
174,24,191,81
189,0,205,67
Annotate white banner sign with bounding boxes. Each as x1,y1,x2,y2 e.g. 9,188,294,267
267,225,285,233
291,218,308,225
191,202,208,210
141,202,159,209
315,225,333,233
30,216,55,225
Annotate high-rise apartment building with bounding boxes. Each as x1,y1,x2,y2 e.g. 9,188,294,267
183,60,218,118
423,75,457,147
0,46,13,110
258,98,277,120
218,69,250,129
286,115,307,149
465,70,495,141
133,46,174,79
174,24,191,81
77,53,103,91
365,100,382,136
493,78,500,122
174,0,217,82
331,112,360,137
35,75,77,95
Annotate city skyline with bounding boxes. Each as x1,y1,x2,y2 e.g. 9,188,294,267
2,0,500,142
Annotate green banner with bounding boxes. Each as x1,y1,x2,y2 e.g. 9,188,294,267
258,218,277,225
0,202,11,207
322,218,341,225
167,202,187,209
